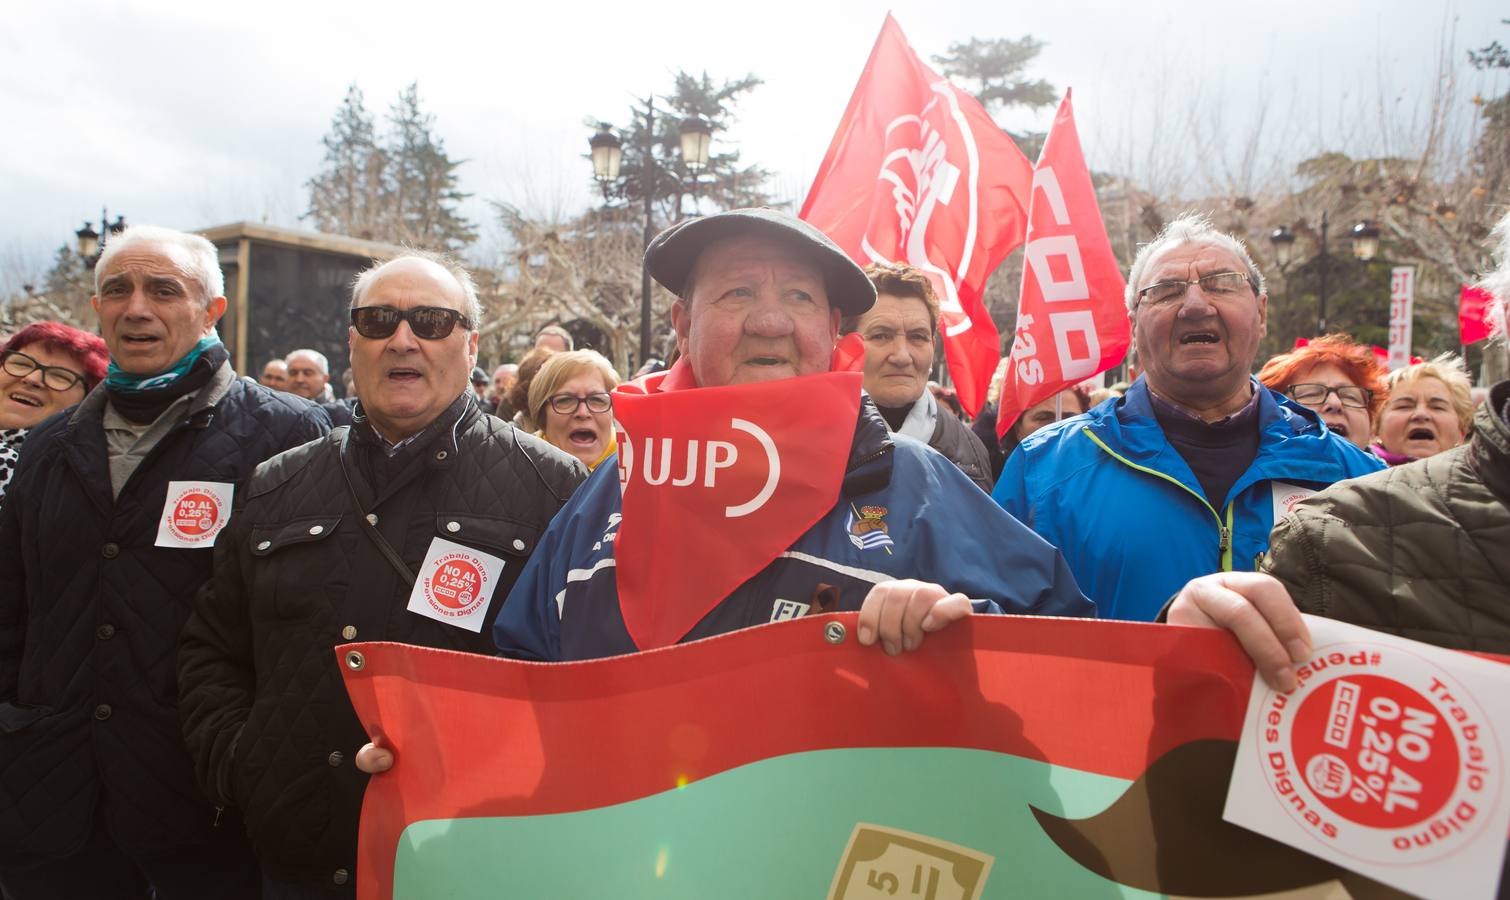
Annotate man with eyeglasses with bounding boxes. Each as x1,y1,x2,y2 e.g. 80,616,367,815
0,226,329,899
177,251,585,896
993,214,1381,622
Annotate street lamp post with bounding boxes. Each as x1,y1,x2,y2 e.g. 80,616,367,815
589,104,712,367
75,208,126,268
1268,212,1379,335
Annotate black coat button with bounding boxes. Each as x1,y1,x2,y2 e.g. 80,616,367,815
332,868,349,885
101,543,119,559
93,704,112,721
96,624,115,640
327,751,344,767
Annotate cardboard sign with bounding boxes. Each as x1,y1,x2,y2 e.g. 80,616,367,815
154,481,234,548
1271,481,1318,522
1225,615,1510,899
406,537,506,633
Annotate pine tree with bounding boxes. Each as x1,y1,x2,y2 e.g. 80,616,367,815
304,85,388,240
934,36,1058,159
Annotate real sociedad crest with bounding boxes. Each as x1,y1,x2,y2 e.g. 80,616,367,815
846,504,895,552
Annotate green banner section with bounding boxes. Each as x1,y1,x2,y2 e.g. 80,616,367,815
394,747,1147,899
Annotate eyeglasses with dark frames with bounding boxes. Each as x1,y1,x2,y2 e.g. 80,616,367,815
547,392,613,415
1286,383,1372,410
1,350,86,392
1136,271,1254,307
350,306,473,340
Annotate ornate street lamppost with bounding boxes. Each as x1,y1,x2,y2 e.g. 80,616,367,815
75,209,126,268
1268,213,1379,335
589,107,713,366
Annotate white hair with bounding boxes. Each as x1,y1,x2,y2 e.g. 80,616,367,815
1124,213,1265,313
350,250,482,329
1478,209,1510,339
94,224,225,303
285,348,329,374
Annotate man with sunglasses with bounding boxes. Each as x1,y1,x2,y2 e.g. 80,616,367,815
0,226,329,899
177,250,584,897
992,214,1382,622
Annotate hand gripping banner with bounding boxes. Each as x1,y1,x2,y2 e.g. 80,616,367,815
338,616,1508,898
610,370,861,649
800,14,1034,416
998,89,1130,439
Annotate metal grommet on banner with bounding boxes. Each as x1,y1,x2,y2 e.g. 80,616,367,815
824,621,847,645
344,650,365,671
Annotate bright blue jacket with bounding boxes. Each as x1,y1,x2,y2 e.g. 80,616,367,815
991,377,1384,622
495,402,1094,661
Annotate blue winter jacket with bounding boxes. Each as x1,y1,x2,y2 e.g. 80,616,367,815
991,377,1384,623
495,400,1094,661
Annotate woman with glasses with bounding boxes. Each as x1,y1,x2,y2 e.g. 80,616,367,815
0,322,109,506
1256,334,1386,450
527,350,621,471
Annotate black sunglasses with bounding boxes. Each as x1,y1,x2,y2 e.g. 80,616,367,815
350,306,473,340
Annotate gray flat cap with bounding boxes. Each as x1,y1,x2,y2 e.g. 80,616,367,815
644,207,877,316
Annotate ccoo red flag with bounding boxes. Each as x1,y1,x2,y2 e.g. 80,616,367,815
1461,283,1499,345
997,90,1129,439
799,14,1034,416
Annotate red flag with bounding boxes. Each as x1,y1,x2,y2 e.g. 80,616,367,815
799,14,1034,416
996,90,1129,439
610,369,861,649
1461,284,1498,345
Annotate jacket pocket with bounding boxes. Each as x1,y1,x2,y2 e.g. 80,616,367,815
249,516,343,620
0,704,95,860
431,513,540,561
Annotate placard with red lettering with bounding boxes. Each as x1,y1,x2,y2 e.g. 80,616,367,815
406,537,506,633
1225,614,1510,898
1387,266,1416,371
154,480,234,548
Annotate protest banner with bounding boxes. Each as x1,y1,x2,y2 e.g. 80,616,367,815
339,615,1506,898
1387,267,1416,371
1460,283,1500,345
997,90,1129,438
800,14,1034,416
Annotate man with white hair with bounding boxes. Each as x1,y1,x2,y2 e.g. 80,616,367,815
178,250,583,895
1169,208,1510,691
286,347,353,427
992,213,1381,622
0,225,329,897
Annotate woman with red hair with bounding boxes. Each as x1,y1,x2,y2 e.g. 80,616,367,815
0,321,109,506
1257,334,1386,449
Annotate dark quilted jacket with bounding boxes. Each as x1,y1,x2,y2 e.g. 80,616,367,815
0,371,330,863
1264,379,1510,651
178,395,584,889
929,407,993,492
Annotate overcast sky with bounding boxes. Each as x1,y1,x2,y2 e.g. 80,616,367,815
2,0,1505,286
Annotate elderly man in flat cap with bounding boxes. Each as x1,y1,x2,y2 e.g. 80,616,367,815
492,208,1090,660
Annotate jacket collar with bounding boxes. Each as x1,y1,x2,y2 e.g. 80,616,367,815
351,392,476,468
1085,375,1369,499
1469,379,1510,504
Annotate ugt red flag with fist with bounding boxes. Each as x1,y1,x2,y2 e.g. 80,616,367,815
800,14,1034,416
997,90,1129,439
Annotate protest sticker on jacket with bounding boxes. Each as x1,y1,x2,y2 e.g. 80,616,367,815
154,480,233,548
997,90,1129,439
338,616,1495,899
1226,614,1510,899
405,537,505,633
799,14,1033,416
611,370,861,649
1271,481,1318,522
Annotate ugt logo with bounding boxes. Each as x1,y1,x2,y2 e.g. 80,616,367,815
860,81,981,338
617,418,781,519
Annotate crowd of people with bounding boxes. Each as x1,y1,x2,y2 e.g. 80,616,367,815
0,203,1506,898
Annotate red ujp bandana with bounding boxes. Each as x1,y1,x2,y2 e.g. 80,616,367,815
612,364,862,649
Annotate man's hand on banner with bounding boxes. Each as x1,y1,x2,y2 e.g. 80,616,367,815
857,579,973,656
1167,573,1312,691
356,741,394,775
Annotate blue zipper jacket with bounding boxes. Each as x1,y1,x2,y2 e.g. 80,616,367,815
991,377,1384,622
495,400,1094,661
